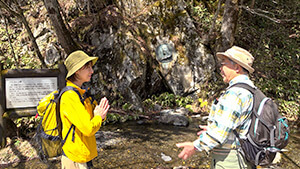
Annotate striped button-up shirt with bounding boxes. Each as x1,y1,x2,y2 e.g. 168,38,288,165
194,75,254,152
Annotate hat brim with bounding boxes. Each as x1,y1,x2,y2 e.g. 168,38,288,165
216,52,254,73
66,57,98,79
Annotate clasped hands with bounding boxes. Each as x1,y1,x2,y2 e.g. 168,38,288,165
93,97,110,120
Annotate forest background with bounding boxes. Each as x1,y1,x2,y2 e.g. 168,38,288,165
0,0,299,144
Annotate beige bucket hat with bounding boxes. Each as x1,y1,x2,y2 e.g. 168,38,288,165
64,50,98,79
216,46,255,73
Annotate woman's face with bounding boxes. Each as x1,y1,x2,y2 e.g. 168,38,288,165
75,62,94,83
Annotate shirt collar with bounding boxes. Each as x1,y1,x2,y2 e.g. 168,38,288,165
228,74,254,88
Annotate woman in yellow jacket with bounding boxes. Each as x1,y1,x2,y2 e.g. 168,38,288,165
61,50,110,169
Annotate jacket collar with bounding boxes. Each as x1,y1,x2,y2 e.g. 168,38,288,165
66,80,86,95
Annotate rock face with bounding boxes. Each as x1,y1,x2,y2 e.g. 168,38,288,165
84,0,217,111
30,0,217,111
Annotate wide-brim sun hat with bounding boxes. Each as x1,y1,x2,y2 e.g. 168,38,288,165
216,46,255,73
64,50,98,79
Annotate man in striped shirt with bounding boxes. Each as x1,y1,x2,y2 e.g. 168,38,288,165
177,46,255,169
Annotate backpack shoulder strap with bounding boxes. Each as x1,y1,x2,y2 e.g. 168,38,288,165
228,82,257,115
55,86,85,141
229,83,256,138
59,86,85,104
231,83,273,134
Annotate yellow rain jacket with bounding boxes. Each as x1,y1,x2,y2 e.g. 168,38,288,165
60,80,103,163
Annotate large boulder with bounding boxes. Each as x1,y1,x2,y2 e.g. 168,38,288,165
158,108,190,126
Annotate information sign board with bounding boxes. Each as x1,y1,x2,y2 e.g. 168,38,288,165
5,77,57,108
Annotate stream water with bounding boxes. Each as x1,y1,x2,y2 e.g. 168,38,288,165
4,119,300,169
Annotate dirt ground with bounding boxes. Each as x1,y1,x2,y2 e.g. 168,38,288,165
0,137,39,168
1,122,300,169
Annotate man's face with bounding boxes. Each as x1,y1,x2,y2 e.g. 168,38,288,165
219,57,237,83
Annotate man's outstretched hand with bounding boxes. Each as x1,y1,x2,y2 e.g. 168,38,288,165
176,142,196,160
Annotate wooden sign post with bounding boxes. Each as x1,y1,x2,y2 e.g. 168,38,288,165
0,63,5,147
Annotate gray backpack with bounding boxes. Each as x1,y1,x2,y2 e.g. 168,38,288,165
231,83,289,167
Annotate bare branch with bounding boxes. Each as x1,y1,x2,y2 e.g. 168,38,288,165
0,0,20,17
240,5,281,23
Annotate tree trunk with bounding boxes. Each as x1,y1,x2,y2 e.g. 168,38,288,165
218,0,239,52
203,0,223,45
0,63,6,148
43,0,80,55
250,0,255,8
